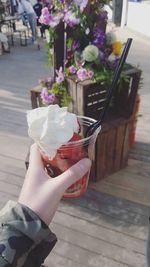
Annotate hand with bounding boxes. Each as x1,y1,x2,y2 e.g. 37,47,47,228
18,144,91,225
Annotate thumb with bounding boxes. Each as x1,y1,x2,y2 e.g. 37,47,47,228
55,158,91,191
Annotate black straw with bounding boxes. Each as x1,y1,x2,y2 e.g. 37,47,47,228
86,38,133,137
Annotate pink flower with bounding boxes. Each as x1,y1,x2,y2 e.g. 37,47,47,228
39,7,51,25
39,7,62,27
88,70,94,79
56,67,64,84
77,68,89,81
69,65,77,74
40,88,56,104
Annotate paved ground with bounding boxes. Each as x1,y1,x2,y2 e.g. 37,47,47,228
0,26,150,266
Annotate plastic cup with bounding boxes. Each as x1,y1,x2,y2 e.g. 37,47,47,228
40,116,101,198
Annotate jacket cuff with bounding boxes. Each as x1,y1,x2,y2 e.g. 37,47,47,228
0,201,57,266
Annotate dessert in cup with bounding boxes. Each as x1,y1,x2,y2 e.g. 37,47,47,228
27,105,100,198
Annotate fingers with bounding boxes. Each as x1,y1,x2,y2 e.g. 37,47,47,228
55,158,91,191
29,143,44,170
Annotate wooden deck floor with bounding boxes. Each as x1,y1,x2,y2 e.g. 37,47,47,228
0,36,150,266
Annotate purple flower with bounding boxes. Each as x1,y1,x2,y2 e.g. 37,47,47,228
69,65,77,74
72,40,80,50
108,58,120,70
73,0,88,12
99,51,109,66
93,29,106,50
77,68,89,81
56,67,65,84
99,10,108,21
40,88,56,104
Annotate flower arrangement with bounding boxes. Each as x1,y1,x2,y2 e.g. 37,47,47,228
39,0,124,107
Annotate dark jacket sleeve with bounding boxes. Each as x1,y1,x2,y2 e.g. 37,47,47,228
0,201,57,267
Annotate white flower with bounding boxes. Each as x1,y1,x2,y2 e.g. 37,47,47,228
85,28,90,35
106,32,117,46
73,0,88,12
82,45,99,62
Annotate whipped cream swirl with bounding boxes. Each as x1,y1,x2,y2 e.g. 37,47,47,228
27,105,79,159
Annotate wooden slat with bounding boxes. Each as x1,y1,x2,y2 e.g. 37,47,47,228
52,239,128,267
105,126,116,176
53,211,146,254
114,122,126,171
45,251,87,267
121,121,130,168
51,222,146,267
91,180,150,207
90,165,150,206
58,201,148,240
96,132,107,180
0,154,25,177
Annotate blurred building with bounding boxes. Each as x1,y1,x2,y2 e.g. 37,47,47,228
112,0,150,38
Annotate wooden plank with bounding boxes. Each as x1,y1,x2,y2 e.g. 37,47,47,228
105,126,116,176
96,132,107,180
86,91,106,103
0,134,29,161
0,180,21,197
58,201,148,240
0,170,24,186
68,190,149,225
0,192,17,210
114,122,126,171
91,179,150,207
51,239,128,267
0,154,26,177
46,251,87,267
76,81,84,115
51,222,146,267
131,142,150,152
85,100,106,120
121,121,130,168
127,159,150,177
53,211,146,254
100,171,150,195
84,188,149,217
130,141,150,162
30,90,39,109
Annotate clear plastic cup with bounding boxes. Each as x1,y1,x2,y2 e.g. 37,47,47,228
40,116,101,198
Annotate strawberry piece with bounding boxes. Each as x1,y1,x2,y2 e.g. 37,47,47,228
69,132,81,142
58,132,83,160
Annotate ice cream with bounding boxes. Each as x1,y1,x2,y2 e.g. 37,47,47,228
27,104,79,159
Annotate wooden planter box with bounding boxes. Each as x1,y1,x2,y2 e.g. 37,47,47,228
67,67,141,120
29,67,141,181
93,117,133,181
